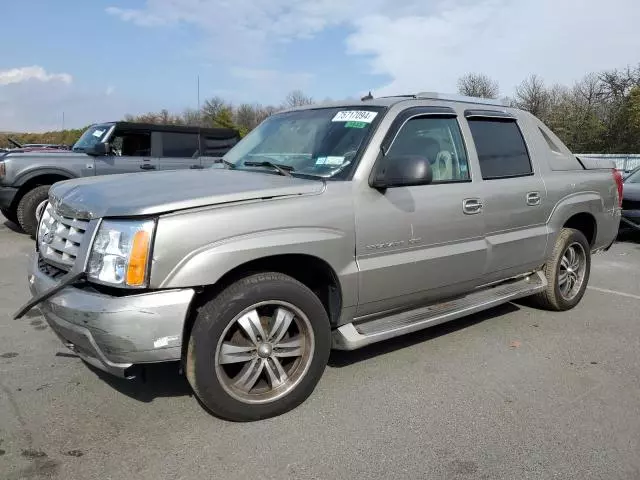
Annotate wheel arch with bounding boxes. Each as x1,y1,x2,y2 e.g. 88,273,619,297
546,192,603,252
11,170,75,209
563,212,597,246
181,253,344,361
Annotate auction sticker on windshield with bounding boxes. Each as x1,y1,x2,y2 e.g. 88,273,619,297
316,156,345,166
332,111,378,123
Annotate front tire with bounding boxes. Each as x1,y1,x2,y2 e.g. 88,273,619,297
531,228,591,311
17,185,51,237
186,272,331,421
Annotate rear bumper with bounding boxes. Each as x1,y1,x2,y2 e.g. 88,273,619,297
0,185,18,209
27,252,195,378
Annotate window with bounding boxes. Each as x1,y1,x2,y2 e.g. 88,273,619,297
223,107,383,178
468,119,532,179
386,116,470,182
72,124,112,153
626,167,640,184
201,136,238,156
160,132,199,158
110,130,151,157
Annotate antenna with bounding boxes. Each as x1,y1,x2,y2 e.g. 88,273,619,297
197,74,202,160
62,111,65,131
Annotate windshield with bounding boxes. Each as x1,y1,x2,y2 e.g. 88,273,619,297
72,124,113,152
625,167,640,184
223,107,384,178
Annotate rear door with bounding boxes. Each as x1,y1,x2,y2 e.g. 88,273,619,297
94,128,156,175
464,110,548,280
156,131,201,171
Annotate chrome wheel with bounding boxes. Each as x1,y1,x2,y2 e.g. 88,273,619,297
214,301,315,405
558,242,586,300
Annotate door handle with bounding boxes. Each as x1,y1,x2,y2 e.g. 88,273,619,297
463,198,483,214
526,191,541,206
140,164,156,170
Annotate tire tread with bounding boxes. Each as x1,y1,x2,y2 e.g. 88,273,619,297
530,228,590,311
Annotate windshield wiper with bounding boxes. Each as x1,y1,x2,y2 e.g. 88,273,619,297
244,160,294,177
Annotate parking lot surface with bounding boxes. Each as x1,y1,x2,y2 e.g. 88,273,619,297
1,212,639,480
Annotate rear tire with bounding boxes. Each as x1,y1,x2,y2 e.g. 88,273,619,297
17,185,50,237
530,228,591,311
0,207,18,226
186,272,331,422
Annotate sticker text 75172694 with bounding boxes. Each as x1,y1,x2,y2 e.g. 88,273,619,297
332,111,378,123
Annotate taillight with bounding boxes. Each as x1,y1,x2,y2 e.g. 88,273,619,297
612,168,623,207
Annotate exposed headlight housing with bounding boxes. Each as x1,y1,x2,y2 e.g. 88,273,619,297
87,219,155,288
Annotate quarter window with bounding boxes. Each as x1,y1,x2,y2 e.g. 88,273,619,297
467,119,532,179
386,117,470,182
201,136,238,156
160,132,199,158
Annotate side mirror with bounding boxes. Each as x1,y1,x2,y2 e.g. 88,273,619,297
370,154,433,188
85,142,109,156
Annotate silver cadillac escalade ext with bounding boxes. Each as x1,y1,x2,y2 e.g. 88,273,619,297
16,93,622,421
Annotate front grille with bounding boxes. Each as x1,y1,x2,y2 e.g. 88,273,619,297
38,202,90,271
38,255,66,280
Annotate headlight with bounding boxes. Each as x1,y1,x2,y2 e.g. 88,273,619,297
87,219,155,288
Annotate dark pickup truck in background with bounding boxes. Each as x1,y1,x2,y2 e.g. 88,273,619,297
0,121,240,235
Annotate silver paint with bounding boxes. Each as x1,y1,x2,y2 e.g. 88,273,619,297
25,95,621,376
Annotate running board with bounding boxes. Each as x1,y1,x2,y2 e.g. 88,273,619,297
332,271,547,350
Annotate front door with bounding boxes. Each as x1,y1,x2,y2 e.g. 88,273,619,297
355,111,487,317
465,114,549,279
94,129,157,175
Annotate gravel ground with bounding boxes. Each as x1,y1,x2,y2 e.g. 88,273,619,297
1,213,639,480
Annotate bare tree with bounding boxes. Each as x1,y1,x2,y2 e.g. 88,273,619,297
284,90,313,108
181,108,201,126
514,74,550,117
457,73,499,99
256,105,279,123
235,104,260,132
201,97,228,122
573,73,603,106
598,65,640,100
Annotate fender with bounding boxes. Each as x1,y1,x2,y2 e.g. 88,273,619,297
156,226,358,309
545,190,603,247
14,167,76,186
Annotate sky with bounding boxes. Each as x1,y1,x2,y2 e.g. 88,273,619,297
1,0,639,132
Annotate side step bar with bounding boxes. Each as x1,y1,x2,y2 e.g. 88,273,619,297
332,271,547,350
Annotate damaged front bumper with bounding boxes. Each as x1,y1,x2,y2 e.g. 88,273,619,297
24,252,195,378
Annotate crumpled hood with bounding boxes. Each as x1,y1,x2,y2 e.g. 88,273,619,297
49,168,325,219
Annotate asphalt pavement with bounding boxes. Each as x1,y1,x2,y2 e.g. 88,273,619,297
1,212,640,480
